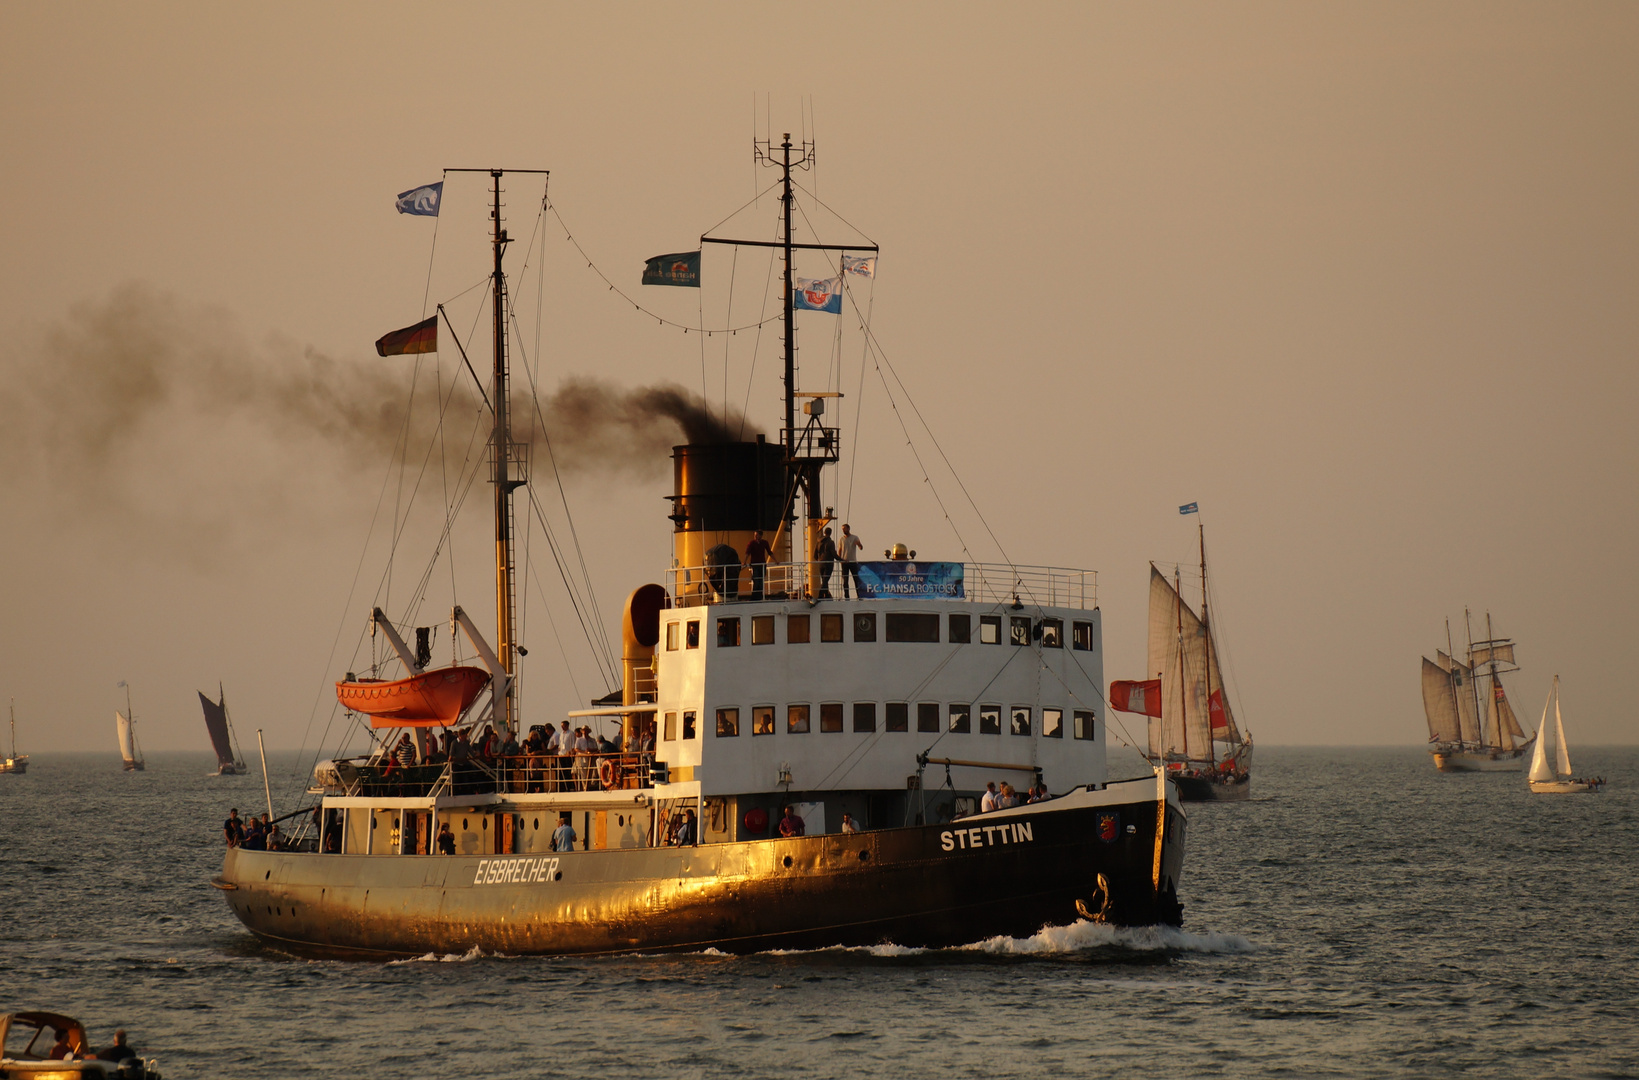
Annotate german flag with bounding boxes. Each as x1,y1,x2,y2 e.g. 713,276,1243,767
375,316,437,356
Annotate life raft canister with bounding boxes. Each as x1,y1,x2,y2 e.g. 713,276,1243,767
742,807,769,834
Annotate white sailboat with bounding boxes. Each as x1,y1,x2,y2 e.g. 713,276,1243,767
1528,676,1603,794
2,699,26,774
116,681,145,772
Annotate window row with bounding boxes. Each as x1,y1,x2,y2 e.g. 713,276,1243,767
665,612,1096,650
660,704,1098,740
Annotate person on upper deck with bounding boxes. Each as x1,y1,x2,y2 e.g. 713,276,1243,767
240,817,266,851
394,733,416,769
500,730,520,758
813,528,837,599
223,807,243,847
266,822,281,851
744,530,773,601
838,524,864,599
96,1030,136,1064
778,806,806,838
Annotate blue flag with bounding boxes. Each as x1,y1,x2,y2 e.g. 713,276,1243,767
794,277,842,313
395,182,443,216
1179,502,1199,515
642,251,701,287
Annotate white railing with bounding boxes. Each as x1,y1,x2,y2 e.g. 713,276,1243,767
664,562,1096,610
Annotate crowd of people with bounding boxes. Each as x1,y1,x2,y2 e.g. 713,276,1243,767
361,719,656,796
45,1026,139,1064
704,522,899,602
221,807,284,851
976,780,1051,814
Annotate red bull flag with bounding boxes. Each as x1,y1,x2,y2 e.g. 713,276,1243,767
375,316,437,356
1110,679,1163,717
794,276,842,313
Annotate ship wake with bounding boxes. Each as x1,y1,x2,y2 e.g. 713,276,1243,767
751,920,1256,960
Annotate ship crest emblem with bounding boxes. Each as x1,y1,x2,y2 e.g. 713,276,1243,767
1096,813,1119,843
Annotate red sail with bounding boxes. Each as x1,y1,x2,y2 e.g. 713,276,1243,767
1110,679,1163,717
1209,689,1229,732
336,665,490,727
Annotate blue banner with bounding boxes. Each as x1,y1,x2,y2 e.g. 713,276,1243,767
642,251,701,287
395,182,443,216
854,561,964,599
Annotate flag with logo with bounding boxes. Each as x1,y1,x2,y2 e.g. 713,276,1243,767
1110,679,1163,717
642,251,701,287
793,276,842,313
376,316,437,356
1179,502,1199,515
395,182,443,216
842,255,876,278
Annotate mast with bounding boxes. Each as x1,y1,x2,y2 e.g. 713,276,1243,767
1464,608,1483,749
489,169,517,735
1175,567,1189,761
1199,521,1214,763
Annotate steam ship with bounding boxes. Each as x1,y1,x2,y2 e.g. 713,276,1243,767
213,142,1187,958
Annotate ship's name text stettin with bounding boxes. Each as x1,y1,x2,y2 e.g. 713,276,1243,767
939,821,1034,851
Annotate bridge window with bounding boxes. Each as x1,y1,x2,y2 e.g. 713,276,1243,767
686,621,700,649
918,702,941,732
717,618,740,647
949,703,971,733
1039,619,1063,649
752,706,775,736
820,703,843,733
979,705,1001,734
716,708,739,737
979,615,1000,644
853,611,877,642
666,622,679,651
1043,708,1063,738
1072,621,1093,651
683,710,697,740
788,704,810,734
751,615,775,645
1011,707,1032,736
788,613,810,643
820,613,844,642
886,703,908,732
1074,710,1096,740
949,613,971,643
1010,617,1031,646
853,702,877,732
886,612,940,642
664,711,677,741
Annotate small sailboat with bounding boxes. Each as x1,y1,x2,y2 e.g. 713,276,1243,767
2,699,27,774
199,684,247,775
116,681,145,772
1528,676,1604,794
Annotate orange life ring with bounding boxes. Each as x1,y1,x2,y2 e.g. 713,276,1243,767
598,757,619,791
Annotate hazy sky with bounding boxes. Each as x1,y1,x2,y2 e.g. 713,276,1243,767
2,3,1635,758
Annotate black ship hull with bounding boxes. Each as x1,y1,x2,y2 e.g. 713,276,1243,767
1171,772,1250,802
215,777,1185,958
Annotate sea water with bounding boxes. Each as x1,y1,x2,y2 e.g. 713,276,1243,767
2,747,1635,1078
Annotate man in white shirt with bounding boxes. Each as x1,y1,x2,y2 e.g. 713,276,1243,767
840,812,860,834
838,523,864,598
980,781,998,813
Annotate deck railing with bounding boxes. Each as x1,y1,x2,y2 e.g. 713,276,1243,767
665,561,1096,610
335,751,656,799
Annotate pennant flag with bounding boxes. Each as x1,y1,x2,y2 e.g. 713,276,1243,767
642,251,701,287
794,276,842,313
842,255,876,278
376,316,437,356
395,182,443,216
1179,502,1199,515
1110,679,1163,717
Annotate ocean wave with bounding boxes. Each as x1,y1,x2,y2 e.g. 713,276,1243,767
387,945,493,965
958,919,1258,956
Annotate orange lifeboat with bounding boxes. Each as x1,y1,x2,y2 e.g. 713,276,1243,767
336,665,491,727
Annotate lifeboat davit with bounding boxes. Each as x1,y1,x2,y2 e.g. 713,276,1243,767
336,665,491,727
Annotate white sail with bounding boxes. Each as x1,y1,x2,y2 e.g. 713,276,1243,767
1553,683,1572,777
1451,658,1481,744
1470,642,1515,667
1146,566,1212,761
116,709,136,764
1481,673,1501,746
1422,657,1461,743
1529,680,1558,782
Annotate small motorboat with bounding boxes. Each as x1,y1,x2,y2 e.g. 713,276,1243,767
0,1011,161,1078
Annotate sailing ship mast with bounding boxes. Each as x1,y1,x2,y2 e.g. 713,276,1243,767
1198,521,1214,765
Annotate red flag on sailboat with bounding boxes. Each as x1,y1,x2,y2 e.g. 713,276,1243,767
1209,688,1229,732
1110,679,1162,717
375,315,437,356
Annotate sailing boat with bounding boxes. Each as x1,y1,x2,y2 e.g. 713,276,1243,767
1,699,26,774
116,681,145,772
1421,611,1534,772
199,684,247,775
1528,676,1604,793
1111,520,1252,802
210,146,1188,958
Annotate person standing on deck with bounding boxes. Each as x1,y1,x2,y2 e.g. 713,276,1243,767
552,813,578,852
744,531,773,601
838,524,864,599
813,528,837,599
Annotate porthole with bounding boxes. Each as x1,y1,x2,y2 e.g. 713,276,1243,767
482,818,489,830
859,850,870,862
462,818,469,829
554,871,563,881
264,870,271,880
534,818,540,831
783,855,793,868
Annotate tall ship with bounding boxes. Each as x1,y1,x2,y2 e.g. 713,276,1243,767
1,699,26,774
199,685,247,776
212,142,1187,958
1421,611,1534,772
1110,518,1252,801
116,681,145,772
